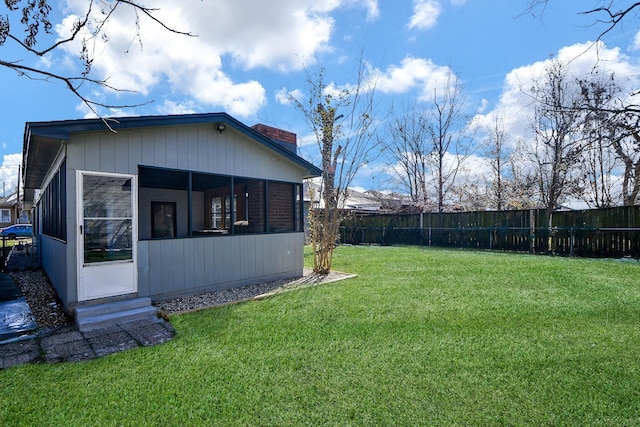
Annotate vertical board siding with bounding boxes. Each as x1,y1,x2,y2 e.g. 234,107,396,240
99,133,116,172
82,135,99,171
192,238,206,290
155,128,168,168
141,132,156,166
69,123,307,181
197,126,209,172
137,233,304,301
188,128,200,170
137,241,150,297
40,236,70,306
160,242,173,295
166,127,180,169
127,130,143,172
172,238,186,293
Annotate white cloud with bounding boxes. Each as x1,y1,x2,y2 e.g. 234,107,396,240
276,88,304,105
359,0,380,21
477,98,489,113
375,56,457,100
632,30,640,51
157,100,197,116
57,0,377,118
0,154,22,196
408,0,442,30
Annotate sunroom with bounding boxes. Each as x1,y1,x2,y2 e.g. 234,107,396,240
22,112,321,320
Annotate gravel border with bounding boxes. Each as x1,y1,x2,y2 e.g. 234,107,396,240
6,246,72,331
157,268,355,315
6,246,355,326
9,269,72,331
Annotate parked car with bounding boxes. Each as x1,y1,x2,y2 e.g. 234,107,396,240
0,224,33,239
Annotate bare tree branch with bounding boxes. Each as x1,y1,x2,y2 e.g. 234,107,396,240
1,0,194,123
0,59,152,131
582,2,640,40
524,1,640,41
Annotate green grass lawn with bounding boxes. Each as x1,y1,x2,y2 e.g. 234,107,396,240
2,246,640,426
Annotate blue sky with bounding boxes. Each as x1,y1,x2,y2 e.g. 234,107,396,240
1,0,639,195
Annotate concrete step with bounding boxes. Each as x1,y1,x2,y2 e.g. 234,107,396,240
75,297,152,318
75,297,158,332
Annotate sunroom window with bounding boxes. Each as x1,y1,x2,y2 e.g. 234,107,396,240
138,166,302,239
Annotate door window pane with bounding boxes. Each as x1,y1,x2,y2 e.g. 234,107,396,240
84,219,133,263
83,175,132,218
83,173,133,263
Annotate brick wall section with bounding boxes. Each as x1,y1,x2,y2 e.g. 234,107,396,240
268,182,294,232
246,180,265,233
251,124,297,153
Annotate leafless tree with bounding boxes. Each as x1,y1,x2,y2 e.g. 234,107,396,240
0,1,193,120
383,100,433,210
290,58,379,273
578,73,640,206
426,76,473,212
577,72,623,208
384,76,473,213
480,114,512,210
612,113,640,205
506,139,539,209
525,1,640,208
529,57,585,247
430,78,474,212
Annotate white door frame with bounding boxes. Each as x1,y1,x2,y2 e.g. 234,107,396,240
77,170,138,301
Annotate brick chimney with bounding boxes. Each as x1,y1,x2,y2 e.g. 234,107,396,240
251,123,297,154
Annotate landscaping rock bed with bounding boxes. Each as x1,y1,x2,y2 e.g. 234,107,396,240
157,268,353,315
6,248,72,331
6,245,353,324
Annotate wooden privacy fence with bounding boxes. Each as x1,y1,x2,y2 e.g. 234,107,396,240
339,206,640,258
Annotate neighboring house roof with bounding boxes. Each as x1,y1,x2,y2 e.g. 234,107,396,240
305,181,412,212
0,193,19,207
22,112,322,193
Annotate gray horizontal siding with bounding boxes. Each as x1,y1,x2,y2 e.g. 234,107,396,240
137,233,304,301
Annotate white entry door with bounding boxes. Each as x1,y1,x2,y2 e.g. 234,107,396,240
78,171,138,301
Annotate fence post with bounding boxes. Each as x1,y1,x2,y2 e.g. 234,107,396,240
529,209,536,254
570,227,574,256
489,227,493,251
